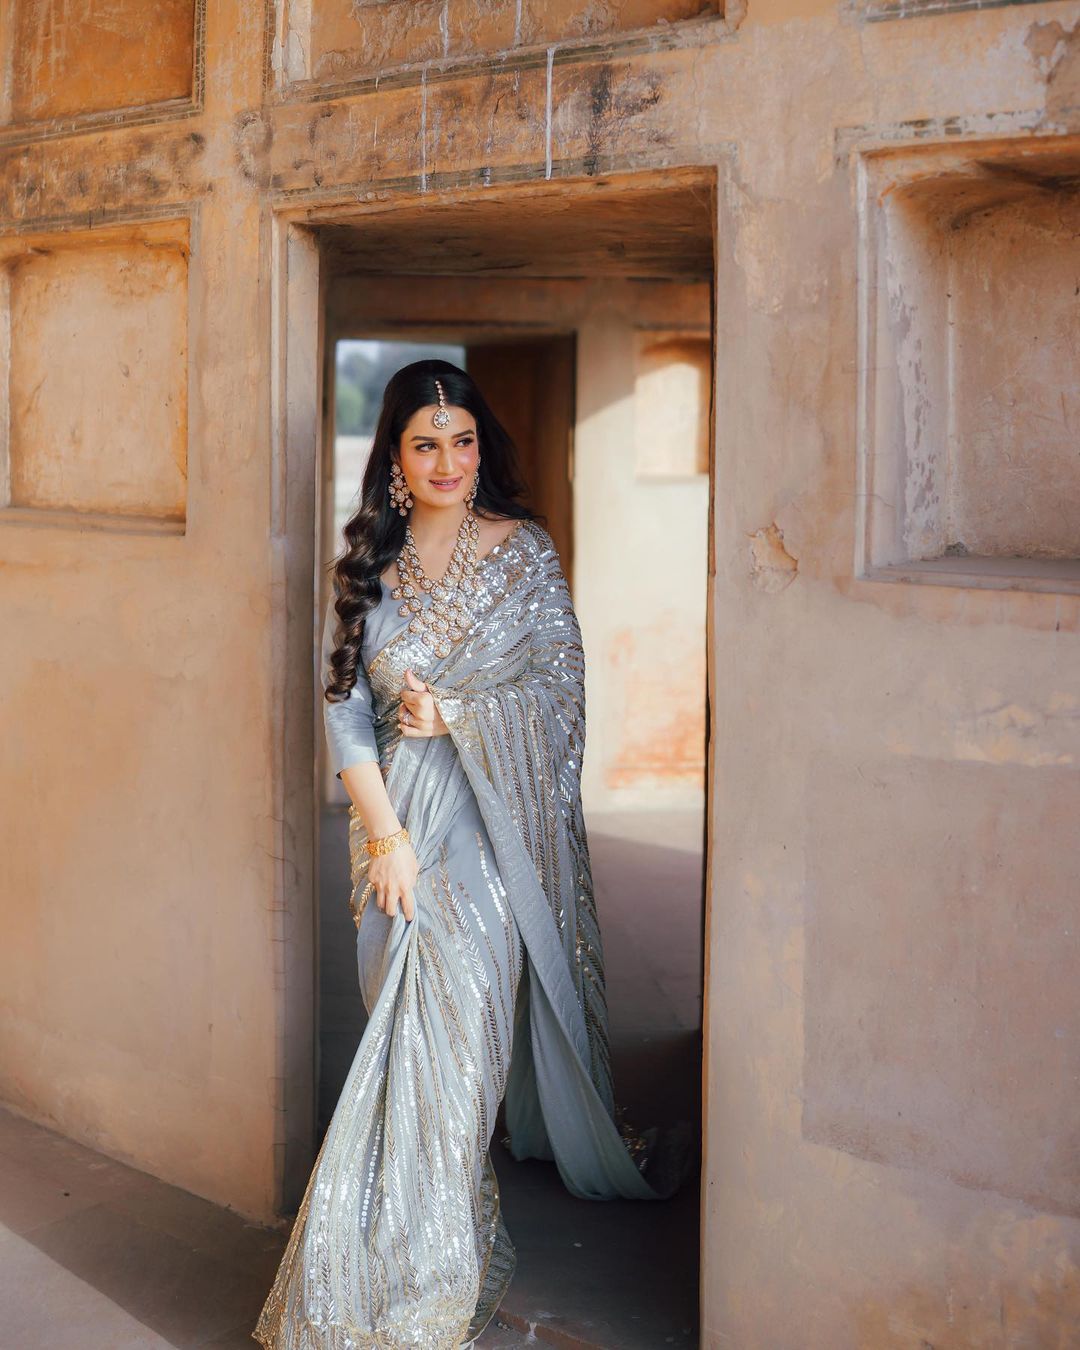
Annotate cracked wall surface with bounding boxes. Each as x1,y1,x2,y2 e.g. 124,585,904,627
1,0,1079,1344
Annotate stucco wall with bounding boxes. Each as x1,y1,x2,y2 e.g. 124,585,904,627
1,0,1079,1342
574,307,710,811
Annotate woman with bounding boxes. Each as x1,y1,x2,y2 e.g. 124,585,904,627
253,360,690,1350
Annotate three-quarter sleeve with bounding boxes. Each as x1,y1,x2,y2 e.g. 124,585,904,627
320,593,380,778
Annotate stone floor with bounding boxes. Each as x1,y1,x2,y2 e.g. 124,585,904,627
0,805,703,1348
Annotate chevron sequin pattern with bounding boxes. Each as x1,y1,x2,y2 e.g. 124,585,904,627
253,802,523,1348
254,520,666,1349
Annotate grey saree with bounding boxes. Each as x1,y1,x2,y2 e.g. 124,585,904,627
253,518,690,1350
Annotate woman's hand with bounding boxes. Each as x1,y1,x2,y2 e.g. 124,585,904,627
367,842,419,922
398,668,449,738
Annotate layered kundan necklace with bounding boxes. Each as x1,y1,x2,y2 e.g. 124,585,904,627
391,506,481,659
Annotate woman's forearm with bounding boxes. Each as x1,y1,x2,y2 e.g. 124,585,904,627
340,761,402,839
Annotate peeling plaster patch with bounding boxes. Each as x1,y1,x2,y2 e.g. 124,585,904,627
749,524,798,592
953,702,1075,767
235,113,273,188
884,683,1080,767
1026,18,1080,118
1026,18,1071,73
605,620,706,787
564,1,620,39
285,26,308,84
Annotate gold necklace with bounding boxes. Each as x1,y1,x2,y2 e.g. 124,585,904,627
391,508,480,658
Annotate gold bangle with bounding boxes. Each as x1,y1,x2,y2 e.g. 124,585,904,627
364,825,410,858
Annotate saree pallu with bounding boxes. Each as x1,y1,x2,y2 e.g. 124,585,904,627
253,519,691,1350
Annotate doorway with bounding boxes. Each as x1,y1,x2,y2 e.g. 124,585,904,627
316,332,576,1132
283,168,716,1347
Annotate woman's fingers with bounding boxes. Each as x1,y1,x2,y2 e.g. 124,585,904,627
369,854,418,921
399,689,435,719
379,886,414,921
381,875,401,919
398,709,435,737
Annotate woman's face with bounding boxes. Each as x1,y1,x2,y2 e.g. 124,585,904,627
396,403,479,511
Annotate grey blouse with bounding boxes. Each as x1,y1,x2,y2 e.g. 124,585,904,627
320,590,381,777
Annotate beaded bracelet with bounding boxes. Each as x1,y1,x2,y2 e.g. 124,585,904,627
364,825,410,858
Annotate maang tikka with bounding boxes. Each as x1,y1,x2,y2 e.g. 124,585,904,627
429,379,483,505
432,378,451,429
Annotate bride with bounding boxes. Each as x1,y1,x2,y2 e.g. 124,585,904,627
253,360,690,1349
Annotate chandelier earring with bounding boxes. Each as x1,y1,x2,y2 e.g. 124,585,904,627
466,452,481,508
389,460,413,515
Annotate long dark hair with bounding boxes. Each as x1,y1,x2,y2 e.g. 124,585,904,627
325,358,538,702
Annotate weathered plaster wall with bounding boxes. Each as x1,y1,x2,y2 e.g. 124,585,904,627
1,0,1079,1343
574,305,709,810
0,0,276,1221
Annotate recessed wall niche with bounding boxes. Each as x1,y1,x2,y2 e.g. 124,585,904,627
0,219,190,532
633,330,711,477
856,139,1080,594
0,0,200,133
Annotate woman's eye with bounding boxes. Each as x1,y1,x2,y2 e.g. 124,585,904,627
416,437,474,450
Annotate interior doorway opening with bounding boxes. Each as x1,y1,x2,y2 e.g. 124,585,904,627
305,169,716,1347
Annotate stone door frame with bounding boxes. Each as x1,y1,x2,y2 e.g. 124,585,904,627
268,165,725,1322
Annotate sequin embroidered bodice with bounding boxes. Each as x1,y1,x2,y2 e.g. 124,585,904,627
363,519,531,712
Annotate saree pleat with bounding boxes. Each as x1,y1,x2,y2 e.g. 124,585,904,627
253,520,690,1350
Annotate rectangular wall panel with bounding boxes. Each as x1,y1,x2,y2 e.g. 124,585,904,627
1,220,189,526
3,0,198,128
285,0,721,87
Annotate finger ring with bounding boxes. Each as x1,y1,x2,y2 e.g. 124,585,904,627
402,709,411,725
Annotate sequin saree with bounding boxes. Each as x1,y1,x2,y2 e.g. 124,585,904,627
253,519,689,1350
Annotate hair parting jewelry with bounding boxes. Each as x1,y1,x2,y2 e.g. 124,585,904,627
432,378,451,429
